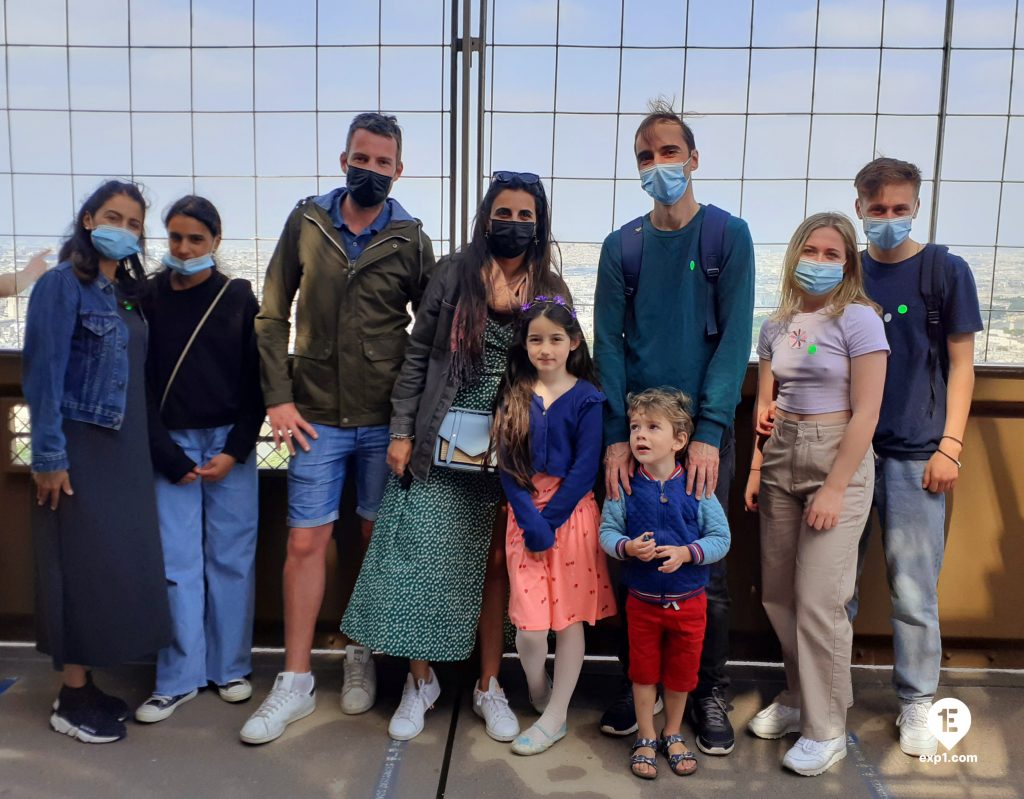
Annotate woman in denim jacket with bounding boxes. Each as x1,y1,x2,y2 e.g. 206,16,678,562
22,180,172,744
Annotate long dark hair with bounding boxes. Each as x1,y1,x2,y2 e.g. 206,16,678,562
494,299,597,492
449,175,561,386
59,180,148,294
164,194,223,270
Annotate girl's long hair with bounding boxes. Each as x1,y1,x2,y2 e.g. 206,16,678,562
448,175,562,386
493,300,597,492
59,180,148,296
770,211,881,322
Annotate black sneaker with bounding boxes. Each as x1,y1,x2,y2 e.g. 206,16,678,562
688,687,735,755
50,673,130,722
599,680,665,737
50,685,126,744
85,672,130,722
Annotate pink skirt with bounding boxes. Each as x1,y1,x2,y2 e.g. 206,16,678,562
506,474,618,632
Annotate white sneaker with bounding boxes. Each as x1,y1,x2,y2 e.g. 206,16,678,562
134,689,198,723
897,701,937,756
340,644,377,715
239,673,316,745
472,676,520,742
218,679,253,703
748,702,801,739
388,669,441,741
782,735,848,776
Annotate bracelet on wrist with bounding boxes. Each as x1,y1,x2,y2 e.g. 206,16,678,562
940,434,963,447
389,433,414,441
936,448,962,469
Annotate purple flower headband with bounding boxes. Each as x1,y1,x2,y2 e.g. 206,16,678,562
520,294,577,319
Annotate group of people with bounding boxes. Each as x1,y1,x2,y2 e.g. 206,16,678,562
21,103,981,781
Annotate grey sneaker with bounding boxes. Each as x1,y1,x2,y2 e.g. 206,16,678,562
340,644,377,715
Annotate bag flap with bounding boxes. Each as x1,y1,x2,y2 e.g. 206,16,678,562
437,409,492,458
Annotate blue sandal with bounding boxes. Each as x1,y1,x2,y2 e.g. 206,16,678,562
630,736,659,780
660,732,697,776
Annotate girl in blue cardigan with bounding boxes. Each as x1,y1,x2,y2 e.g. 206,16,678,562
493,296,616,756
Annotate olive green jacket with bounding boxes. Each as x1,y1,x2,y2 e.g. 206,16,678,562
256,193,436,427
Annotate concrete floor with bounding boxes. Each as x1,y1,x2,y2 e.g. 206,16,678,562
1,645,1021,799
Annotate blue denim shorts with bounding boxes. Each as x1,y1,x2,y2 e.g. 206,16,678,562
286,423,390,527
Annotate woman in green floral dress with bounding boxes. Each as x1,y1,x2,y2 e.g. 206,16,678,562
342,172,569,742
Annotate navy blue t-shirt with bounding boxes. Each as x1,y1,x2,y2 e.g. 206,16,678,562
862,248,983,460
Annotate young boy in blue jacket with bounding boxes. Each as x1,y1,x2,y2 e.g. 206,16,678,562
600,387,730,780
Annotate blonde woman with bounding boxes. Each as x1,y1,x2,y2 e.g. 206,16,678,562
743,212,888,776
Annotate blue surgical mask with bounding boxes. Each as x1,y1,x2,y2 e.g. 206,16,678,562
90,225,141,261
162,251,215,276
640,157,691,206
794,259,845,295
863,215,913,250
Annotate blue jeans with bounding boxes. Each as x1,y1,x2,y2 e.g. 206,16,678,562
286,423,390,527
154,425,258,696
847,456,946,704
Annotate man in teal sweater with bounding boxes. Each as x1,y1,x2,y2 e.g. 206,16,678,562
593,99,755,755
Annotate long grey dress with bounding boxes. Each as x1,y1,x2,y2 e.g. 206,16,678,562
33,295,172,670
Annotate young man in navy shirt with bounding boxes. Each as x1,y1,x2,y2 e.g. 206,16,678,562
849,157,983,757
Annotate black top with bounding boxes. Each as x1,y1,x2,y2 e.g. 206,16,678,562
143,269,265,482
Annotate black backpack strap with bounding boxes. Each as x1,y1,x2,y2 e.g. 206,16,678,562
920,243,949,416
619,216,645,300
699,204,730,337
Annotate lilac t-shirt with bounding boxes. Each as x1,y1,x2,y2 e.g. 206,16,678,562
757,303,890,415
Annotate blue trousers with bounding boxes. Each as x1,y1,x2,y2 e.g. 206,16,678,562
847,456,946,704
153,426,258,696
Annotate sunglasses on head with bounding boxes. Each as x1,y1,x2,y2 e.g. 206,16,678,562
491,171,541,186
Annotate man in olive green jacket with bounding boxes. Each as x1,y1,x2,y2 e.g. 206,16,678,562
243,113,436,745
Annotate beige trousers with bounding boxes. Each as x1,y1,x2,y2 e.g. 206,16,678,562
759,418,874,741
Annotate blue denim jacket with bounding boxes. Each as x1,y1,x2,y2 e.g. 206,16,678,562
22,262,138,473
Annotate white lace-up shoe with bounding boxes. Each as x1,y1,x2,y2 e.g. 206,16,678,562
897,701,937,756
782,734,848,776
748,702,801,739
340,644,377,715
472,676,520,742
388,669,441,741
239,673,316,745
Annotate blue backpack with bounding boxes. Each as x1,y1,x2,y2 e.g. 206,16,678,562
618,204,731,337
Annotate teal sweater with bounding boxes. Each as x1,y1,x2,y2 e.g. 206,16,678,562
593,206,755,448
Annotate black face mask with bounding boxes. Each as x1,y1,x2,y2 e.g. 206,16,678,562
488,220,536,258
346,165,393,208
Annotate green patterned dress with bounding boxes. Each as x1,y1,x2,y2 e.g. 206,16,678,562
341,316,514,661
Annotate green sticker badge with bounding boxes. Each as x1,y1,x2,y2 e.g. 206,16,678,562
897,304,909,315
807,344,817,355
689,260,696,271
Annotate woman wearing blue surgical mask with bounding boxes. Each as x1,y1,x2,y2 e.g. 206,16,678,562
742,213,889,776
135,195,264,724
22,180,173,744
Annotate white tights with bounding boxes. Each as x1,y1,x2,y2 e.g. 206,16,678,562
515,622,585,742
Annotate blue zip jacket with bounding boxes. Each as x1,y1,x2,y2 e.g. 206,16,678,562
22,262,138,473
599,465,730,605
